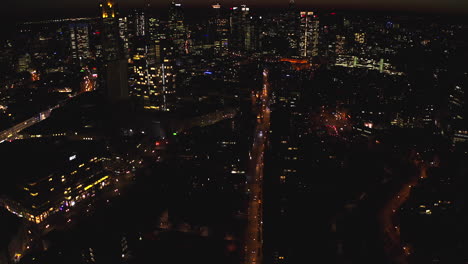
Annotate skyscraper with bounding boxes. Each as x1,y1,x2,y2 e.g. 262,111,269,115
168,1,186,54
69,23,91,62
284,0,300,56
129,36,161,110
148,17,161,42
130,37,173,111
129,10,174,111
100,0,123,61
299,11,320,57
230,4,251,51
211,3,229,56
118,17,130,57
100,0,129,102
134,9,147,37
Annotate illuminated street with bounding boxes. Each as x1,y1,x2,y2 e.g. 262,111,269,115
81,67,97,93
0,106,58,142
245,68,271,264
379,160,428,263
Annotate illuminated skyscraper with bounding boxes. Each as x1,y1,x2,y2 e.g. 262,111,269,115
124,7,176,112
135,9,147,37
69,23,91,62
168,1,186,54
100,0,129,102
230,5,251,51
129,38,175,111
211,3,229,56
299,11,320,57
247,15,263,52
118,17,130,56
284,0,299,56
148,17,162,42
100,0,123,61
130,37,156,107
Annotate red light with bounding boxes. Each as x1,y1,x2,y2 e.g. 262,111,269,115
155,141,160,146
95,31,101,35
330,12,336,15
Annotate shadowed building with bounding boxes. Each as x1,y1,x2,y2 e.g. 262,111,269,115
100,0,129,102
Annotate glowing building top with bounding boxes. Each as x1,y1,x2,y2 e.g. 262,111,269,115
100,0,116,19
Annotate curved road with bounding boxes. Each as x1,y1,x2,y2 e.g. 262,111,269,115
379,160,427,263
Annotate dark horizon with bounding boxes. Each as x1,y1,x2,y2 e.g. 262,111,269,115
6,4,468,25
8,0,468,21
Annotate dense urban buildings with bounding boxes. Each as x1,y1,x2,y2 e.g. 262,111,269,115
1,1,468,264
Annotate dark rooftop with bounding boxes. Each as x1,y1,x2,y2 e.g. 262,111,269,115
0,138,108,197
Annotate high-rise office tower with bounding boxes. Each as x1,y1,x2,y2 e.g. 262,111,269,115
130,37,159,110
230,4,251,51
148,18,162,42
69,23,91,62
317,12,341,60
118,17,130,57
147,14,176,111
100,0,129,102
168,1,186,54
299,11,320,57
135,9,147,37
284,0,299,56
100,0,123,61
127,8,148,57
211,3,229,56
155,37,176,112
129,19,175,111
247,15,262,52
132,46,175,112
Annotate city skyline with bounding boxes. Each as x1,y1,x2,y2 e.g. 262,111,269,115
1,1,468,263
10,0,468,15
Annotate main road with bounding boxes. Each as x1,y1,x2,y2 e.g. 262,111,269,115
0,106,58,143
245,68,271,264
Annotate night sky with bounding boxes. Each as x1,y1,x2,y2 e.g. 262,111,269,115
7,0,468,21
10,0,468,9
